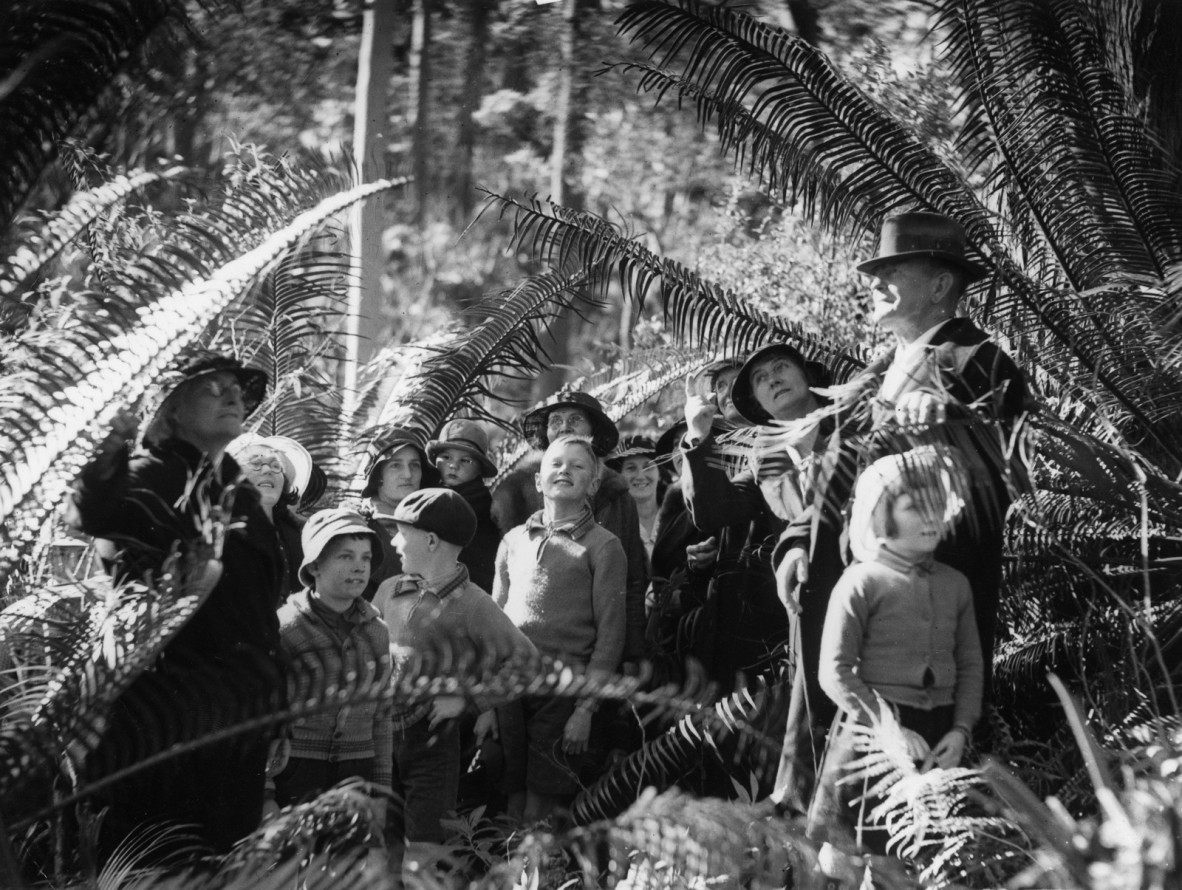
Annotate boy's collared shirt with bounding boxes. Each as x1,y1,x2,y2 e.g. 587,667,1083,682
525,505,596,559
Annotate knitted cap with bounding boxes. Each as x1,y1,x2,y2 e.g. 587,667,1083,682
392,487,477,547
298,508,383,588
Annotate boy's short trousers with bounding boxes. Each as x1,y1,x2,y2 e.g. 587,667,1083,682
498,695,582,797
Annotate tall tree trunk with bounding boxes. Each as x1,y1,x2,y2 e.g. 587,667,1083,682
344,0,396,409
453,0,490,221
534,0,586,400
409,0,433,224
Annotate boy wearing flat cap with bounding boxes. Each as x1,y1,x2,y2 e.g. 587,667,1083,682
273,508,392,841
373,488,536,864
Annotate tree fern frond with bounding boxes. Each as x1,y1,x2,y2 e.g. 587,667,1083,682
0,177,410,579
0,0,203,228
367,269,601,441
483,191,870,381
938,0,1182,289
0,167,186,298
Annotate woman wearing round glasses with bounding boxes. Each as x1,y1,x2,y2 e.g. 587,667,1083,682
70,352,287,861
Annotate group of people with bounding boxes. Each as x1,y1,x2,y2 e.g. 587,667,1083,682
53,210,1026,871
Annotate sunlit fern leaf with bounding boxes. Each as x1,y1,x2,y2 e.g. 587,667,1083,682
482,191,870,382
0,0,210,229
938,0,1182,290
0,177,411,582
0,167,187,299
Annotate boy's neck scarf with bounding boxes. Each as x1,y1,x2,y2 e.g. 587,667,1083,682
527,505,594,559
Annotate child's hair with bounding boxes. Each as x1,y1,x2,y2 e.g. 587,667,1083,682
849,447,966,561
545,434,601,480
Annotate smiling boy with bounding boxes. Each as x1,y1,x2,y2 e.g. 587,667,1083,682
494,435,627,822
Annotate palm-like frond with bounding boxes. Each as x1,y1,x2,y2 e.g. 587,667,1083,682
483,191,870,381
366,269,600,442
940,0,1182,290
0,177,410,578
0,0,204,228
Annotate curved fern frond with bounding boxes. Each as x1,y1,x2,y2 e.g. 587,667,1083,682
0,177,411,578
939,0,1182,290
482,191,870,382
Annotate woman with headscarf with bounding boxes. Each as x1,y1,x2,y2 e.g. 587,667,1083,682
70,352,287,858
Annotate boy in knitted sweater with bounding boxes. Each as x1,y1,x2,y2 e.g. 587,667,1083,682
372,488,536,860
808,448,983,854
273,509,392,840
493,435,628,822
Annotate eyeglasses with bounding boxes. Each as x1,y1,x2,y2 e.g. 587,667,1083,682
245,456,285,474
196,379,244,399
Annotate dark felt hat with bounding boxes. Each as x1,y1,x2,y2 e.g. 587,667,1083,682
361,428,440,498
605,435,659,471
522,389,619,456
856,211,986,282
298,508,383,588
143,353,268,447
427,419,497,478
655,420,688,458
392,487,477,548
731,343,833,425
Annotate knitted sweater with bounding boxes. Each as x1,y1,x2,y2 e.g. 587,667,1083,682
491,456,649,660
818,551,983,734
278,590,394,790
493,509,627,676
373,565,538,686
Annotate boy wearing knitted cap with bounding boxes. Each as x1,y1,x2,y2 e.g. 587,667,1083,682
372,488,536,862
808,447,983,855
272,508,392,842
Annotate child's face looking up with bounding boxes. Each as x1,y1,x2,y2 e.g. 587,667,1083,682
435,447,481,487
886,491,944,559
391,522,433,574
309,536,374,606
536,441,599,503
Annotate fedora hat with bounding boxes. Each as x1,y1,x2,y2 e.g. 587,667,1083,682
522,389,619,456
731,343,832,425
428,419,498,478
856,212,986,282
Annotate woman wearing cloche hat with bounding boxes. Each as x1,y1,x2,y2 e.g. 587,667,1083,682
70,350,286,861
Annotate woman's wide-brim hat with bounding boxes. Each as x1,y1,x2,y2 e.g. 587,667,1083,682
360,428,439,498
427,418,498,478
855,211,987,282
605,435,658,471
143,352,268,447
522,389,619,456
730,343,832,425
229,432,314,499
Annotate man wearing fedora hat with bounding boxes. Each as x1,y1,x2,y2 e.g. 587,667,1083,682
770,211,1027,814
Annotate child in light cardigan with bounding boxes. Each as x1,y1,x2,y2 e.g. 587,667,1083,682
808,447,983,855
493,435,627,823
